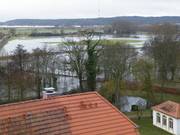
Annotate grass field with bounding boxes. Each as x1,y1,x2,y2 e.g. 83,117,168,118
132,118,171,135
100,39,142,46
125,109,152,119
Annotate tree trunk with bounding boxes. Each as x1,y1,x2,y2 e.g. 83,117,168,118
114,79,121,108
20,87,23,101
79,74,84,92
7,83,11,101
37,77,42,99
53,76,57,91
171,69,175,81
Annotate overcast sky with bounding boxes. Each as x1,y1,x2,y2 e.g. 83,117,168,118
0,0,180,21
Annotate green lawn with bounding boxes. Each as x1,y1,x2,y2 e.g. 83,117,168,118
100,39,142,46
125,109,152,119
132,118,171,135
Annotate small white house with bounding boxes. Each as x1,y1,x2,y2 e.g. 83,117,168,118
152,101,180,135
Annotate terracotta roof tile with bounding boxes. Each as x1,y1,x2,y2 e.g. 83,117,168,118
0,92,139,135
152,101,180,119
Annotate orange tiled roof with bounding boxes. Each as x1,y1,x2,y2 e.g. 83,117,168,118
152,101,180,119
0,92,139,135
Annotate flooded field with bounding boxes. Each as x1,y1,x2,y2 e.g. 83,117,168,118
0,34,150,93
0,34,149,54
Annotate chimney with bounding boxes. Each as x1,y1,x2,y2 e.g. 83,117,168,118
42,87,56,99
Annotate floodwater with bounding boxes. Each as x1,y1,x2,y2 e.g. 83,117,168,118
0,34,150,93
0,34,149,54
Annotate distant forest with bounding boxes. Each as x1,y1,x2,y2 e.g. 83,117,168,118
1,16,180,26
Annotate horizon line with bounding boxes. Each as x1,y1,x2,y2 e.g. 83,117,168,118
2,15,180,22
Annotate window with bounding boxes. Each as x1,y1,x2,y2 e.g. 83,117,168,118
156,113,161,124
162,115,167,126
169,118,173,129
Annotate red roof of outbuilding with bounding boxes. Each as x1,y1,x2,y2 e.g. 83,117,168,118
152,101,180,119
0,92,139,135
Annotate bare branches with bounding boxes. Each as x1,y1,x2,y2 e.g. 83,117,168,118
101,43,137,107
144,23,180,81
63,39,86,91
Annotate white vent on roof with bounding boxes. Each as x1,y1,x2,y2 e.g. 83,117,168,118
43,87,56,99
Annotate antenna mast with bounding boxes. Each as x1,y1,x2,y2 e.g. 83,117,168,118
98,0,101,18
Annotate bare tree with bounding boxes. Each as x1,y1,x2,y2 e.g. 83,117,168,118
132,59,155,107
31,47,60,97
102,43,137,107
144,23,180,81
48,50,59,90
31,48,43,98
151,23,178,41
10,45,30,100
64,40,86,91
5,57,13,101
38,47,53,88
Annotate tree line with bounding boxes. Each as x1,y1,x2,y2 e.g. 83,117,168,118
101,23,180,108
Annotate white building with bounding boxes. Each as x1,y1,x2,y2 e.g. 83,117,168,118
120,96,147,112
152,101,180,135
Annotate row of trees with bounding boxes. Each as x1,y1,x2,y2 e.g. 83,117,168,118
0,30,103,101
101,23,180,108
144,23,180,82
104,21,137,36
0,45,60,101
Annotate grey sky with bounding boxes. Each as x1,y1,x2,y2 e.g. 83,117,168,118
0,0,180,21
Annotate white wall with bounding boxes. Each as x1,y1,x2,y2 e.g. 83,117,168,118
120,96,147,112
153,110,180,135
176,119,180,135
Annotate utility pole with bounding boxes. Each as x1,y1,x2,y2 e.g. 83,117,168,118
98,0,101,18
